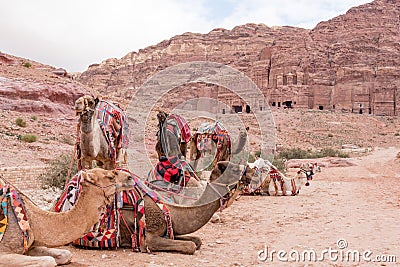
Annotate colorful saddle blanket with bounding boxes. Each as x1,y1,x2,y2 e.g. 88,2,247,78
196,121,231,156
0,178,31,253
166,114,191,143
54,170,173,251
96,100,130,164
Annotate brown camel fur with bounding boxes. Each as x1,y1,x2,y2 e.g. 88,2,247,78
118,161,254,254
155,111,188,159
75,95,127,170
0,169,134,267
189,126,248,170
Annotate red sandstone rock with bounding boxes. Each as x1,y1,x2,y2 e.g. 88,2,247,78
77,0,399,116
0,53,88,115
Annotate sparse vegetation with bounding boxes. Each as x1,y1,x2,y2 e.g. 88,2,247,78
271,157,287,173
328,133,333,138
30,115,38,121
20,134,37,143
62,135,75,146
23,62,32,68
278,147,349,160
247,153,256,163
39,153,77,189
15,117,27,127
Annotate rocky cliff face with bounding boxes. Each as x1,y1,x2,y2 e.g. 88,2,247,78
0,53,88,115
78,0,400,115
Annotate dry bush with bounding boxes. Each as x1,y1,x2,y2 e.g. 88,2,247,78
39,154,77,189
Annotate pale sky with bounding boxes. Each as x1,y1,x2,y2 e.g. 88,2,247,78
0,0,372,72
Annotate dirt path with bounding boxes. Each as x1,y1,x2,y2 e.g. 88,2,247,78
59,147,399,266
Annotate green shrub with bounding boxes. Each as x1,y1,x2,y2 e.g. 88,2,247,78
23,62,32,68
279,147,314,159
271,157,287,173
39,154,78,189
61,135,75,146
30,115,38,121
277,147,348,160
247,153,256,163
15,117,27,127
317,147,349,158
21,134,37,143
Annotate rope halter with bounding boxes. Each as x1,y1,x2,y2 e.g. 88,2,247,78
208,164,249,211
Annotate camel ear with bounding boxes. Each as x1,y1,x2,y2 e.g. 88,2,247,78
82,172,97,184
84,95,96,109
94,97,100,107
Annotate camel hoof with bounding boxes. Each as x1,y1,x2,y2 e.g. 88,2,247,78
53,250,72,265
185,242,197,255
191,237,202,250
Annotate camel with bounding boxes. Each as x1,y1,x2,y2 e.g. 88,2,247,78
189,121,248,170
146,155,203,204
117,161,254,254
74,95,129,170
0,168,134,267
244,157,320,196
155,111,191,159
57,162,253,255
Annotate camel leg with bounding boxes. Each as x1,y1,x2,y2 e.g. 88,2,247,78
175,235,202,250
102,161,115,170
116,148,127,166
0,253,57,267
146,234,197,255
28,246,72,265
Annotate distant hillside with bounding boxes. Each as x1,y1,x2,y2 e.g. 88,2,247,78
78,0,400,116
0,52,87,115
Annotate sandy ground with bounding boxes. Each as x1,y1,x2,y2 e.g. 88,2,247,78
51,147,400,267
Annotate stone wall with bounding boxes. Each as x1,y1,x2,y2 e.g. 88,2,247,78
0,165,46,190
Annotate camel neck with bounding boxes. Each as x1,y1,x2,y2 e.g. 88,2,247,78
22,184,108,247
80,117,95,134
166,200,221,235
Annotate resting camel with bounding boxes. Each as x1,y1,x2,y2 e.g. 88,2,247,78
244,157,320,196
0,168,134,267
58,162,253,255
118,161,253,254
155,111,191,159
74,95,129,170
189,121,248,170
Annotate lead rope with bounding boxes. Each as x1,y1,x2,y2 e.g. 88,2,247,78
66,122,80,183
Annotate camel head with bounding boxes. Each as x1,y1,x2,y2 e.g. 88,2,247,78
298,162,319,187
157,111,169,125
74,95,99,117
81,168,134,199
209,161,255,207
